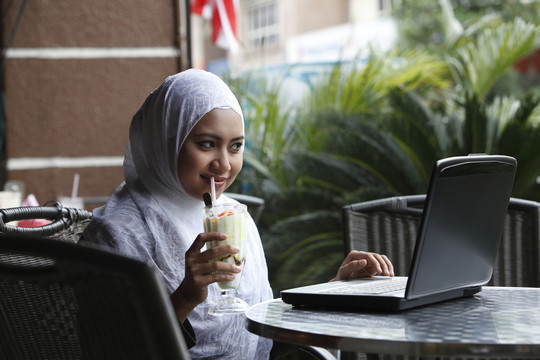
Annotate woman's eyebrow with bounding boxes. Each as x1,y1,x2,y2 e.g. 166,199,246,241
193,133,244,141
193,132,220,139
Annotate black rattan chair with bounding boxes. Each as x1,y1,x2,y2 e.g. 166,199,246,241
0,205,92,242
0,235,191,360
342,195,540,287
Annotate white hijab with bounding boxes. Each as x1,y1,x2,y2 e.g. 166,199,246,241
84,69,273,359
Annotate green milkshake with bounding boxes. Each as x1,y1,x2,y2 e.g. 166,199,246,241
203,203,247,289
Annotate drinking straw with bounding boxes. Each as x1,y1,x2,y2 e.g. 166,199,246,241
71,173,80,201
210,177,216,204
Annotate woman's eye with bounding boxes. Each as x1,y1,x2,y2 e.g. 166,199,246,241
231,142,243,151
198,140,214,148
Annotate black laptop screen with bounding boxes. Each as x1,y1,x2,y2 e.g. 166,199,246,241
406,159,516,299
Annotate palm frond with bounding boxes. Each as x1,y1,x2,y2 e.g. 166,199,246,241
453,18,540,100
497,96,540,198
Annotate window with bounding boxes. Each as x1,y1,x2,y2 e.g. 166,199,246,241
246,0,278,48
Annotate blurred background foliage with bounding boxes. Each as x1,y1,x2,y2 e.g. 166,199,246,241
226,0,540,296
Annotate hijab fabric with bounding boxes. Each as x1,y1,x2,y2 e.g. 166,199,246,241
83,69,274,359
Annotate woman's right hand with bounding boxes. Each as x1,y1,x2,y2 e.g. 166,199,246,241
170,232,242,322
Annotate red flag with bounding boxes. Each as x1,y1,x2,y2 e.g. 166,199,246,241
191,0,211,17
191,0,239,52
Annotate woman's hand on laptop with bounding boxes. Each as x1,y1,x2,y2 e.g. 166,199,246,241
330,251,394,281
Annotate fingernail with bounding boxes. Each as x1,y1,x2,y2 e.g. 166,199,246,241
232,246,240,252
235,266,242,272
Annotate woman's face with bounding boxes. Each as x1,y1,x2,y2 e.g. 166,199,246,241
178,108,244,200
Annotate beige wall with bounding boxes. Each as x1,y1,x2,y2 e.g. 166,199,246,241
294,0,349,34
2,0,183,208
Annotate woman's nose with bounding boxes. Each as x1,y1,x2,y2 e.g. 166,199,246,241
211,151,232,172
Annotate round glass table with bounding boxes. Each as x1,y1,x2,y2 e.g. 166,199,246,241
246,287,540,358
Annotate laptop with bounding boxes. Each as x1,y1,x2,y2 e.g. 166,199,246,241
281,154,517,311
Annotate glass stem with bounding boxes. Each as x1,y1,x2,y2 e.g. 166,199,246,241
221,288,236,297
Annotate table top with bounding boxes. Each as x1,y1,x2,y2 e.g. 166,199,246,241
246,287,540,358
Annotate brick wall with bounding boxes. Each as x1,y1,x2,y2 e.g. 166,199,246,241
2,0,184,208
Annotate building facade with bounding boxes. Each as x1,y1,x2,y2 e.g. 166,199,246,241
192,0,396,74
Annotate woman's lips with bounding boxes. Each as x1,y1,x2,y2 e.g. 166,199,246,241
203,175,227,187
213,179,226,188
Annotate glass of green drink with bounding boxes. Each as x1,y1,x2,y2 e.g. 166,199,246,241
203,203,248,315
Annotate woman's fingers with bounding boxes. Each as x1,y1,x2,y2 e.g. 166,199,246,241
188,232,225,253
192,258,242,276
190,270,237,287
187,261,241,289
186,232,229,263
352,251,394,276
200,243,240,263
381,254,394,276
185,232,242,286
344,259,370,278
333,251,395,281
366,252,391,276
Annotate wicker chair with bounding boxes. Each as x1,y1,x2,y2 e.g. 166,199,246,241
0,205,92,242
0,234,191,360
342,195,540,287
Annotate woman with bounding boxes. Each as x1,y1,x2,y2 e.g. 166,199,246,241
83,69,393,359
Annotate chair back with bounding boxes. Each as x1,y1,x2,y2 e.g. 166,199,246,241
0,235,191,360
342,195,540,287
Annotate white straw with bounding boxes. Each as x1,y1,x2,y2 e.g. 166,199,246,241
210,177,216,204
71,173,80,200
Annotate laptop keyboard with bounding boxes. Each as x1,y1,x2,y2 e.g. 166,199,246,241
319,277,408,295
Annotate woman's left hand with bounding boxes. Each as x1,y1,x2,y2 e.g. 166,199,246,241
331,250,394,281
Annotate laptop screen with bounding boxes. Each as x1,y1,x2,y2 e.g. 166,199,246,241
406,158,516,299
